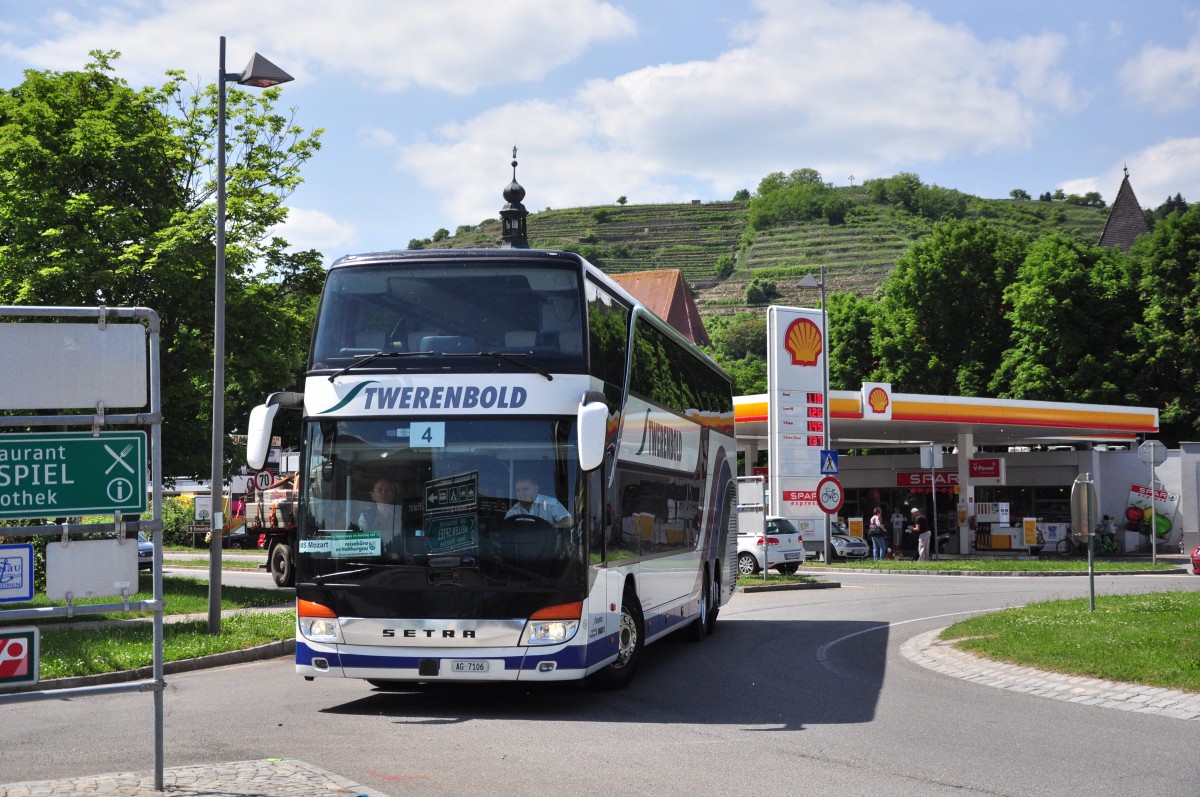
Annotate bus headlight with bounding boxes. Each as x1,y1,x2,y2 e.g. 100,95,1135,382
522,619,579,645
299,616,341,643
297,599,342,643
520,600,583,646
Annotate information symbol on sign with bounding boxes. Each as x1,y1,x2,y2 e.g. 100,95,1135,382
820,450,839,475
106,478,134,504
254,470,275,491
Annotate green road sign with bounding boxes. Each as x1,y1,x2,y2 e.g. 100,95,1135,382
0,431,147,520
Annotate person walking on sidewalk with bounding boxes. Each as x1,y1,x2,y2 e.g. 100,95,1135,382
911,507,931,561
868,506,888,560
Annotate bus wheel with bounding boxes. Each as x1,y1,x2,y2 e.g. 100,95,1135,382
589,590,643,690
687,567,709,642
705,566,720,636
270,542,293,588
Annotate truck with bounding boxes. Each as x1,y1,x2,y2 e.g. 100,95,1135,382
243,473,298,587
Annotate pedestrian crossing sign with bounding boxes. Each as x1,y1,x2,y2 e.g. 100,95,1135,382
820,450,839,475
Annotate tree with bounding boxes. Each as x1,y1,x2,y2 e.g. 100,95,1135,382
0,52,324,479
991,234,1138,404
1130,204,1200,444
713,254,735,280
1009,189,1031,201
616,195,627,206
826,292,878,389
431,227,449,242
873,220,1026,395
732,188,750,201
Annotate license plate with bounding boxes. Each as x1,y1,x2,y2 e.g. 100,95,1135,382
450,659,489,673
784,552,800,560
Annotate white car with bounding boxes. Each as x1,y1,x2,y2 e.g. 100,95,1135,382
737,516,808,575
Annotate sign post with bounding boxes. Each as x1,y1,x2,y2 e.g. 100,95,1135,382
1137,441,1167,566
1071,473,1099,612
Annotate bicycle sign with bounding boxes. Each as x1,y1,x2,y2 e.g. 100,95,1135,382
816,475,844,514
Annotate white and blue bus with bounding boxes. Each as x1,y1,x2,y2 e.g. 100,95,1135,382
246,248,736,688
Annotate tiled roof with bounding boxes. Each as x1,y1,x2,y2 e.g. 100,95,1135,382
611,269,711,347
1099,174,1150,252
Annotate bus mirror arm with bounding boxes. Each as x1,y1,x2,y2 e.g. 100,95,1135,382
246,392,303,470
246,403,280,471
577,391,609,472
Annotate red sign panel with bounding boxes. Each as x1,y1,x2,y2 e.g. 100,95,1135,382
969,458,1002,479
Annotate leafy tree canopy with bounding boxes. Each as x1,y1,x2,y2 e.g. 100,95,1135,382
992,234,1138,404
873,219,1026,395
1130,203,1200,443
0,51,325,479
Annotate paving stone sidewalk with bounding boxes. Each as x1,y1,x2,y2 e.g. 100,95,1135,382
1,758,390,797
902,628,1200,720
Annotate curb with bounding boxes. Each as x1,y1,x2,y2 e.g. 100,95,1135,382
740,580,841,593
4,639,296,695
802,565,1189,577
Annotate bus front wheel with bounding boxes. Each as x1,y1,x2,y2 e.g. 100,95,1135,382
589,590,643,690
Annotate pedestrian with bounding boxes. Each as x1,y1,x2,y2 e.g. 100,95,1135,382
891,506,905,549
911,507,931,561
868,506,888,560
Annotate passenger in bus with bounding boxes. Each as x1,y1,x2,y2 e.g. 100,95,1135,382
506,477,572,528
358,478,403,555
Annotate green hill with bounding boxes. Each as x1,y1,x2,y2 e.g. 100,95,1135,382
427,187,1111,317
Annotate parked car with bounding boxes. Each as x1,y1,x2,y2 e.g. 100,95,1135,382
137,532,154,570
737,515,808,575
830,529,870,560
1191,543,1200,575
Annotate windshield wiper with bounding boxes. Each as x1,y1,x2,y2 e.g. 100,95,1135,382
447,351,553,381
328,349,553,382
327,350,433,382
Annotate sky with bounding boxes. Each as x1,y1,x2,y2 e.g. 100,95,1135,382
1,0,1199,260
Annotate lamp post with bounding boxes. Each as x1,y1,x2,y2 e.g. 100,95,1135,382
798,266,831,565
209,36,293,633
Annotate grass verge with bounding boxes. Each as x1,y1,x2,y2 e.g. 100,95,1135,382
1,574,295,680
736,572,821,587
941,591,1200,693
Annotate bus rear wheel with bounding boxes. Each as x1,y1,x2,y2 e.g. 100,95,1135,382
588,590,643,690
686,567,710,642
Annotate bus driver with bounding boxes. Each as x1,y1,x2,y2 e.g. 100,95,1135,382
506,477,572,528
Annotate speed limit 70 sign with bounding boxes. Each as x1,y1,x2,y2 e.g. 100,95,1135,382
816,476,844,515
253,470,275,491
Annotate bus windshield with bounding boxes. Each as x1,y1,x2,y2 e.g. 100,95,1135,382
300,416,583,589
309,260,585,373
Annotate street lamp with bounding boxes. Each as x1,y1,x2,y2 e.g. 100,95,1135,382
798,265,831,565
210,36,293,633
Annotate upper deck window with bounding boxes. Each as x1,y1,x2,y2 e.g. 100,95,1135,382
310,260,585,374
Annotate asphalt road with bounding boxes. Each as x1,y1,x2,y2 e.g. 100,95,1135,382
3,571,1198,796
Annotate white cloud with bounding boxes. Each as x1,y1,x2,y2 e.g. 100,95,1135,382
1,0,636,92
1059,137,1200,207
1118,23,1200,111
275,207,358,253
398,0,1079,226
358,126,397,149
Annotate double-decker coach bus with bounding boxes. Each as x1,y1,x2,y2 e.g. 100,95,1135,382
246,248,736,689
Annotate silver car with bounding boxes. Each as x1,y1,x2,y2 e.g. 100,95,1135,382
737,516,808,575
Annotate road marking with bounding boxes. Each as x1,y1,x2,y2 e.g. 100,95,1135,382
815,608,998,670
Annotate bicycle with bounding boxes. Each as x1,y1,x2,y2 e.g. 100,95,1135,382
1056,533,1122,557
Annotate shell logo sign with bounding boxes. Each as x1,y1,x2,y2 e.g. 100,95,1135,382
860,382,892,421
783,318,822,366
867,386,889,414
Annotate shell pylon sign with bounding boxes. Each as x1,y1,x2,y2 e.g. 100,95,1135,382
766,306,827,545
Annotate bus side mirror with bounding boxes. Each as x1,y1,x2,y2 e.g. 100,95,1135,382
577,394,608,472
246,403,279,471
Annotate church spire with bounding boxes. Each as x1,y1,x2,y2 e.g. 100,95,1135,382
499,146,529,249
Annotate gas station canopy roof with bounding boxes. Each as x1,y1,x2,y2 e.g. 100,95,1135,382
734,390,1159,449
